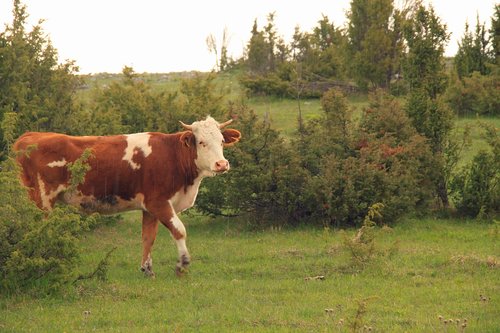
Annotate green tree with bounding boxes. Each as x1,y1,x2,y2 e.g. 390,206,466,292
403,4,454,207
290,16,346,81
455,17,491,78
346,0,404,90
0,0,81,153
490,4,500,64
246,19,270,74
403,4,450,98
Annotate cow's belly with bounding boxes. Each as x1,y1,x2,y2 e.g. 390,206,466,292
61,192,145,215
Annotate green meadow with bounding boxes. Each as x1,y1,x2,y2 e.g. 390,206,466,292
0,213,498,332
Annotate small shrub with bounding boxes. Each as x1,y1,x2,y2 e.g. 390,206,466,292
450,124,500,218
450,151,500,218
239,73,291,97
0,148,106,294
342,203,383,267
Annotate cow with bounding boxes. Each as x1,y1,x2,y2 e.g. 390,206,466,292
13,116,241,276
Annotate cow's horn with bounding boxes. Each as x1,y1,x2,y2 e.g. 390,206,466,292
218,119,233,129
179,121,193,131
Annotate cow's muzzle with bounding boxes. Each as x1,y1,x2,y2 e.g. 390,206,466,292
214,160,229,173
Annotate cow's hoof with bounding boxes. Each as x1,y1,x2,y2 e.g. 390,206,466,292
175,265,187,277
175,255,190,277
140,266,156,278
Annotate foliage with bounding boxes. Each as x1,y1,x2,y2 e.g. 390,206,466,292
66,148,93,192
239,73,291,98
241,13,348,97
450,125,500,218
490,4,500,64
0,135,105,293
196,102,299,221
0,0,81,153
402,4,454,208
309,91,435,225
346,0,405,90
446,69,500,116
342,203,383,267
75,68,226,136
0,156,97,293
200,90,434,226
454,18,491,78
402,4,450,99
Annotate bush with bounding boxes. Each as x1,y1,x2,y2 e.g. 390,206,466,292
239,73,292,97
450,125,500,218
305,91,435,225
446,70,500,116
200,90,435,227
0,157,99,293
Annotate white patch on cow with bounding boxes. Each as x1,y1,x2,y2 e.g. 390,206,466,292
167,209,187,237
176,237,189,259
47,158,67,168
170,175,204,213
37,173,67,209
122,133,152,170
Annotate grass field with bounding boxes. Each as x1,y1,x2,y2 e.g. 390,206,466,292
0,213,498,332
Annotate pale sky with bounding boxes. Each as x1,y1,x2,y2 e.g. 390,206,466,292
0,0,496,74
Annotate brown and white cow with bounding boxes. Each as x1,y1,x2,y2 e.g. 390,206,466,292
13,116,241,276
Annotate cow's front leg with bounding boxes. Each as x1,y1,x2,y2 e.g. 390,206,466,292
168,210,190,276
141,210,159,277
146,201,190,276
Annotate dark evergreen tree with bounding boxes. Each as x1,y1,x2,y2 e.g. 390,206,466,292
346,0,404,90
0,0,80,156
455,17,491,78
403,4,454,207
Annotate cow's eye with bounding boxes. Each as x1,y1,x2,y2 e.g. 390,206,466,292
199,141,204,145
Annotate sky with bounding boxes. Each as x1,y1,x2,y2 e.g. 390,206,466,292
0,0,496,74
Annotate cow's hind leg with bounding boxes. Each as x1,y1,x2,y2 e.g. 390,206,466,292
141,210,159,277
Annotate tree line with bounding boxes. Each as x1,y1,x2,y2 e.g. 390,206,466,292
234,1,499,106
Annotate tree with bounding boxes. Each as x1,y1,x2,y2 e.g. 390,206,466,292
245,19,269,74
490,4,500,64
206,27,230,72
455,17,491,78
0,0,80,155
403,4,454,207
346,0,404,90
290,16,346,81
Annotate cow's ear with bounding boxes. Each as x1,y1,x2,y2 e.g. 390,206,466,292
180,131,195,147
222,129,241,146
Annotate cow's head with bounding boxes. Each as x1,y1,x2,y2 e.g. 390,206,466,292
180,116,241,177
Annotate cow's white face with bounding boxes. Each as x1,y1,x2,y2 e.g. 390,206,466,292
182,117,241,177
